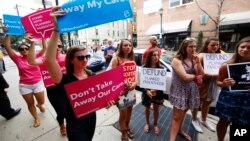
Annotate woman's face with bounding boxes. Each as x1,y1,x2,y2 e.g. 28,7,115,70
151,51,159,66
121,40,132,55
207,40,220,53
57,45,63,54
18,45,29,56
72,50,90,69
238,41,250,60
186,41,197,55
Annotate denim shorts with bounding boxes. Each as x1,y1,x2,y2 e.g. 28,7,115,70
215,88,250,125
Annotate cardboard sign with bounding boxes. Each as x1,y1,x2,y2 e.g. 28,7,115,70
64,66,124,118
123,61,136,84
57,0,133,33
21,8,54,40
3,14,25,36
40,61,66,87
139,68,167,91
227,62,250,92
203,53,231,75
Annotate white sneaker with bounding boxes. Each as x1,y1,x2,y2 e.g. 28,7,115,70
199,119,216,132
192,120,203,133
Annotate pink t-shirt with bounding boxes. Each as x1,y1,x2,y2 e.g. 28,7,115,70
12,53,43,85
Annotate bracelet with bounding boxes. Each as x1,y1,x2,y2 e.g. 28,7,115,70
53,29,59,32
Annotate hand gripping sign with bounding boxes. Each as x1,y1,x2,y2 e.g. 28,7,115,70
64,66,125,119
21,8,54,40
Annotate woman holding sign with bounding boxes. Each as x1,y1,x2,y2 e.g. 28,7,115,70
141,49,164,136
46,6,115,141
192,37,221,133
108,39,137,141
169,37,204,141
27,38,67,136
3,29,46,128
215,37,250,141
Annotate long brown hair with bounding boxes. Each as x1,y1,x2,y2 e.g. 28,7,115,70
199,37,221,53
144,49,160,68
228,36,250,63
116,39,135,61
65,46,91,75
175,37,196,61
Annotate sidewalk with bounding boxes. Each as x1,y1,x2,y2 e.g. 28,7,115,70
0,56,229,141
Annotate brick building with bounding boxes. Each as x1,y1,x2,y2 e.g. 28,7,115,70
136,0,250,51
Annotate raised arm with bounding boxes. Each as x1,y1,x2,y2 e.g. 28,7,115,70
172,58,196,81
45,6,65,84
27,33,44,65
3,26,15,59
38,39,47,55
193,52,204,75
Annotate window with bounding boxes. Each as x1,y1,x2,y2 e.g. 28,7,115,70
95,28,98,36
169,0,193,7
113,30,115,37
117,31,119,37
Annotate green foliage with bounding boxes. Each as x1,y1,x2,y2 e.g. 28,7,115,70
197,31,203,50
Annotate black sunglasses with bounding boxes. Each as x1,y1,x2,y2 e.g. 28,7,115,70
75,55,91,61
18,48,29,51
58,45,63,48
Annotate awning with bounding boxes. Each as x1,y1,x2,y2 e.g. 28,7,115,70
145,20,191,35
220,11,250,26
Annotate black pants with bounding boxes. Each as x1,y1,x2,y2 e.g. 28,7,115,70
0,90,16,119
67,112,96,141
47,86,67,125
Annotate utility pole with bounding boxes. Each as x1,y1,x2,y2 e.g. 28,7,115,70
42,0,46,9
15,4,20,16
159,8,164,49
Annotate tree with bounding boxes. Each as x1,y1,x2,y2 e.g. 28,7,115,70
197,31,203,50
195,0,225,38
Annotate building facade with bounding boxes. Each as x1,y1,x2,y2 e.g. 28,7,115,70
136,0,250,51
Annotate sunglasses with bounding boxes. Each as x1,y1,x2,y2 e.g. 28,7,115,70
18,48,29,51
58,45,63,48
75,55,91,61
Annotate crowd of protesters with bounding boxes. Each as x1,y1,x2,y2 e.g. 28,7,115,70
0,6,250,141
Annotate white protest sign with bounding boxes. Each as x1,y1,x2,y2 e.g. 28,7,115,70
203,53,232,75
139,68,167,91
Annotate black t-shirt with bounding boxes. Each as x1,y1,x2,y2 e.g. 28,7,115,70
57,72,96,124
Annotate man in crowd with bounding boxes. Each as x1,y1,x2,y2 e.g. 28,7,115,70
142,36,161,64
104,38,116,70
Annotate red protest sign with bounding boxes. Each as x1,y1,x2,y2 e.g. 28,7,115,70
21,8,54,40
40,61,66,87
64,66,124,118
123,61,136,84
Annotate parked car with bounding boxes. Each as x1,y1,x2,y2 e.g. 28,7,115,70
87,51,105,72
134,49,173,98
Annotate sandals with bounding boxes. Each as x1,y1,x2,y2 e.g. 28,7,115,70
121,130,129,141
178,131,191,141
34,118,40,127
154,126,160,136
126,128,134,139
60,124,67,136
36,104,46,113
144,124,150,133
121,137,128,141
